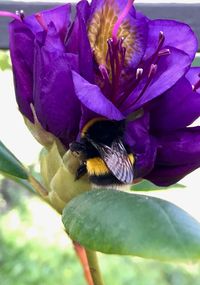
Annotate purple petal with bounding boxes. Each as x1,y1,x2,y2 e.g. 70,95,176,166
76,0,90,22
122,47,191,114
42,21,65,51
144,19,198,61
185,67,200,94
146,163,200,187
24,4,71,39
155,127,200,166
9,20,34,121
36,23,79,72
125,113,157,178
146,127,200,184
125,112,150,153
125,12,148,69
146,127,200,186
33,46,81,147
150,77,200,132
135,142,157,178
66,0,94,83
72,71,124,121
186,67,200,84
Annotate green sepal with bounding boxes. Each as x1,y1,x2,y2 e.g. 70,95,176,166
62,189,200,262
0,141,28,179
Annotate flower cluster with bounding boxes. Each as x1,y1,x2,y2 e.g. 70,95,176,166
5,0,200,186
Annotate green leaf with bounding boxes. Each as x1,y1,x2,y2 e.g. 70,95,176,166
131,179,185,191
62,189,200,262
4,173,35,192
192,53,200,67
0,141,28,179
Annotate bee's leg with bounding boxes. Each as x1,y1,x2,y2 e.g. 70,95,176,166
69,141,85,152
75,164,87,180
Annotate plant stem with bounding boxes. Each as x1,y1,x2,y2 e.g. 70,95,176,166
85,249,105,285
28,175,48,197
73,241,94,285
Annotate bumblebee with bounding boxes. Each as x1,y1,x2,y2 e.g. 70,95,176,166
69,118,135,186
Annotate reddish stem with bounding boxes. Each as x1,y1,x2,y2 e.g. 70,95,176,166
73,241,94,285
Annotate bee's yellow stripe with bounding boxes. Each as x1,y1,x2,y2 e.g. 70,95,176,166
128,153,135,165
86,157,110,176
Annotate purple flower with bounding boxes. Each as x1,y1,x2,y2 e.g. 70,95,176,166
3,0,200,186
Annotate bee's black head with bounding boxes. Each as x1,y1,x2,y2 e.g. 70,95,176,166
85,119,125,146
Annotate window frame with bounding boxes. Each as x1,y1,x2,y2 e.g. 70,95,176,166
0,1,200,49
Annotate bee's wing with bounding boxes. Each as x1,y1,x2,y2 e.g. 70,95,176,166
92,139,134,184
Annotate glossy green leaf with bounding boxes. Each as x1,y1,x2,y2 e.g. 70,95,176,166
131,179,185,191
0,141,28,179
63,189,200,261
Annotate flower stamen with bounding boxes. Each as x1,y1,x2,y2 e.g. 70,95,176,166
107,38,115,84
192,73,200,91
150,31,166,65
118,37,126,70
122,64,158,112
107,37,127,100
119,31,170,111
16,10,25,21
158,48,171,57
135,63,158,103
158,31,165,48
148,64,157,78
99,64,109,81
136,68,144,80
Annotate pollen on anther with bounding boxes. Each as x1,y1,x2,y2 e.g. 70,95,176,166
148,64,157,78
159,31,164,41
136,68,143,80
158,48,171,57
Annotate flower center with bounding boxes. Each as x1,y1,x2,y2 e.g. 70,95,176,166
106,36,126,99
88,0,136,77
88,0,137,100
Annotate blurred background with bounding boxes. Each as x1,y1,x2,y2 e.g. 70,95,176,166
1,0,200,284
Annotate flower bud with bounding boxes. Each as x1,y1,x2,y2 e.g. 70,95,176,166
40,142,91,213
